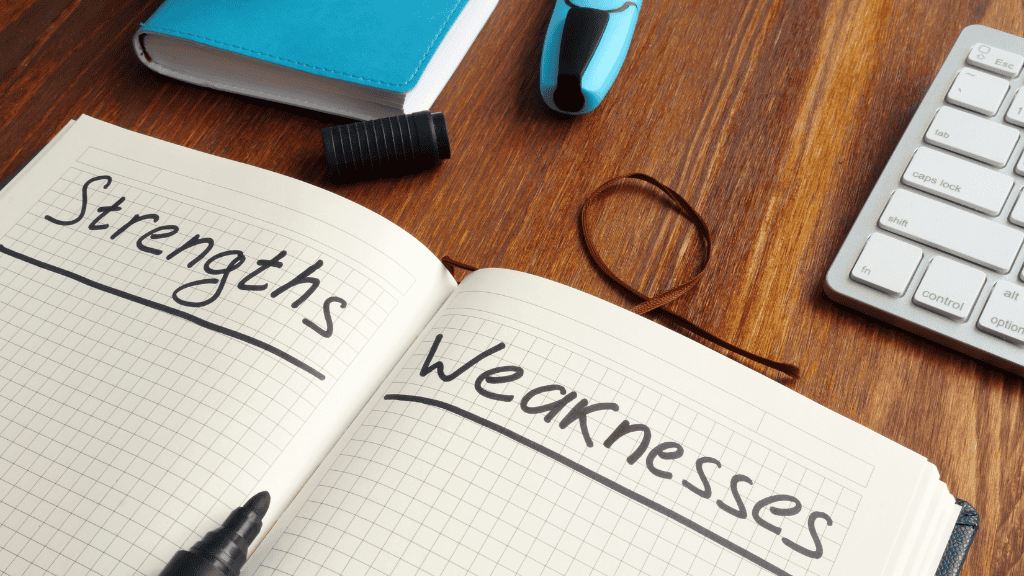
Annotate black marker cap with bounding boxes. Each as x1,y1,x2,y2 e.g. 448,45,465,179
322,111,451,183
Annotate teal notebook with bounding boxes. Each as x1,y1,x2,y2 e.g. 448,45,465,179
133,0,500,119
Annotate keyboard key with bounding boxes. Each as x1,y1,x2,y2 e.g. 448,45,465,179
825,27,1024,376
879,189,1024,273
978,281,1024,343
902,147,1013,215
967,43,1024,78
850,234,922,296
912,256,986,321
924,106,1020,167
1006,88,1024,127
1007,189,1024,226
946,68,1009,116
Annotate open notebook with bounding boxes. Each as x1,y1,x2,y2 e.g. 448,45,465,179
0,117,963,576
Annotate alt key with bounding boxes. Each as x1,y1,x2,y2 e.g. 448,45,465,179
978,280,1024,344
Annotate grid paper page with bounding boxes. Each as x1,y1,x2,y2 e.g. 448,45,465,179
250,270,936,576
0,118,454,576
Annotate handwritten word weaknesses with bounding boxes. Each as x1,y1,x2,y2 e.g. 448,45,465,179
44,176,347,338
418,333,834,561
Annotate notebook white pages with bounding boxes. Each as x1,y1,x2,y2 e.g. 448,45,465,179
0,117,961,576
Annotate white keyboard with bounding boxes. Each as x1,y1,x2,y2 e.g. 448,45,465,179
826,25,1024,375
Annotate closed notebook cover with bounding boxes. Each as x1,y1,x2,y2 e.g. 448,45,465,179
136,0,474,92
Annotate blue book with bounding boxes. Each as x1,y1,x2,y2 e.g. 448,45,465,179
133,0,500,119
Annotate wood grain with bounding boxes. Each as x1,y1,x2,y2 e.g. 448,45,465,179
2,0,1023,574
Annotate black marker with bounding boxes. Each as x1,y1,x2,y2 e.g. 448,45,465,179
158,491,271,576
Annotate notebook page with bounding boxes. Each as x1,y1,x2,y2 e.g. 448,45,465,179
0,119,77,202
898,481,958,576
248,269,939,576
916,500,960,576
889,477,940,575
877,465,934,576
0,116,455,576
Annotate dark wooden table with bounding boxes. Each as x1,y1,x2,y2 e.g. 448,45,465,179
3,1,1023,574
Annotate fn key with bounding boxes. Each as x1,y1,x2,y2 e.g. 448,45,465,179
851,234,923,296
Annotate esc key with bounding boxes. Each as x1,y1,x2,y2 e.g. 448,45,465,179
967,43,1024,77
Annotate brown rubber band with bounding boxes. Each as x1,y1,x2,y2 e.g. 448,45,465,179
442,256,478,277
579,173,799,379
442,173,798,379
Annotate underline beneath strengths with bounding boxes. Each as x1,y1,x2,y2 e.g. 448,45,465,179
384,393,796,576
0,244,325,381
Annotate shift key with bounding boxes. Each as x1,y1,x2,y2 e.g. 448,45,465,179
879,189,1023,273
924,106,1020,167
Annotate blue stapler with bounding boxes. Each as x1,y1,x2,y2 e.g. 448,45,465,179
540,0,641,115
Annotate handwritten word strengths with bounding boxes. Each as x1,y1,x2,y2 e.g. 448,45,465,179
44,175,348,339
419,333,834,562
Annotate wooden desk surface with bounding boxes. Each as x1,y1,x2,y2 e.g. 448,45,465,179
2,1,1022,574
